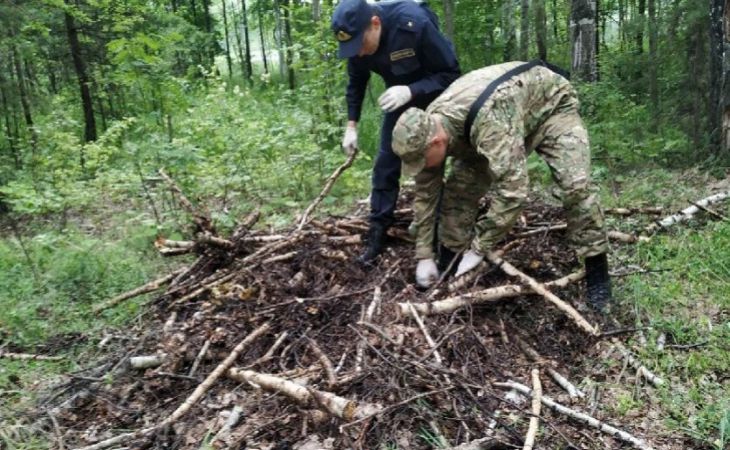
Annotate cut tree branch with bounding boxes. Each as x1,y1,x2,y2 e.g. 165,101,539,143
400,271,584,317
297,150,358,230
486,252,598,335
93,268,186,313
647,190,730,232
495,380,655,450
523,369,542,450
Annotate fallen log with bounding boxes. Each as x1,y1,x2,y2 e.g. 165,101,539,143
647,190,730,232
495,380,655,450
227,368,382,421
129,354,167,369
0,351,63,361
604,207,663,216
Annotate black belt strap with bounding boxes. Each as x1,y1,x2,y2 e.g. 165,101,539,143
463,59,569,141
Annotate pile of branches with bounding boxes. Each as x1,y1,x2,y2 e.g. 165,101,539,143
31,168,729,450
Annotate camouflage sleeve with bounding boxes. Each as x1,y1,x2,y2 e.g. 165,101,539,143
413,164,445,259
471,108,529,254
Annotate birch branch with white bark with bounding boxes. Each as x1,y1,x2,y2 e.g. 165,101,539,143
495,380,655,450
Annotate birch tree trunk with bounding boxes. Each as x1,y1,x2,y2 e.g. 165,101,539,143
521,0,531,60
648,0,658,131
534,0,548,60
711,0,726,154
570,0,597,81
442,0,455,42
723,0,730,155
502,0,517,61
231,1,247,78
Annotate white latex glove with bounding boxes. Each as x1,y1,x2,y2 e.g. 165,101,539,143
416,258,439,288
378,85,412,112
341,126,358,156
455,250,484,277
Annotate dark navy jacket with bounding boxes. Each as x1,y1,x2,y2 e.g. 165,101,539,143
345,0,460,122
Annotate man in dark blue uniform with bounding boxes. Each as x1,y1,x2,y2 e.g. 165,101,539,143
331,0,460,264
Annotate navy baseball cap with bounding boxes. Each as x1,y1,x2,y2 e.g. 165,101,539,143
331,0,374,58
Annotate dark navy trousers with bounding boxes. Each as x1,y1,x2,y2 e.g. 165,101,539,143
370,93,439,228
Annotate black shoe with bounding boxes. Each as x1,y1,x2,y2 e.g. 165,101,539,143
357,224,387,265
437,245,461,275
585,253,612,312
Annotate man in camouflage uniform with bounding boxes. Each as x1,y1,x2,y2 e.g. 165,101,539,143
392,61,612,311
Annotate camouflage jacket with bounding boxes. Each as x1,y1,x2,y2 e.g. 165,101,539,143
413,61,578,259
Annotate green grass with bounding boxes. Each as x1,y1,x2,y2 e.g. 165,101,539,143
603,170,730,448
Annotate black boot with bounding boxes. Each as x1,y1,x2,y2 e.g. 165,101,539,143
358,224,387,265
437,245,461,275
585,253,612,312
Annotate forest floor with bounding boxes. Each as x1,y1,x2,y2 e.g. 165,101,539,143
5,181,727,450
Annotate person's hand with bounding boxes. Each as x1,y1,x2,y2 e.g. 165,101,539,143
378,86,412,112
455,250,484,277
416,258,439,288
342,126,358,155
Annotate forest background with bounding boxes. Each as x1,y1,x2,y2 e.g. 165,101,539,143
0,0,728,448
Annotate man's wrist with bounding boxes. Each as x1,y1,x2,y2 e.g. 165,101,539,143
416,248,435,260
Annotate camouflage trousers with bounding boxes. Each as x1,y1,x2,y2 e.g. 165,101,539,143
438,106,609,259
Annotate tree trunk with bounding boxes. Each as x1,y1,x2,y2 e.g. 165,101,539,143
618,0,625,49
274,0,286,78
202,0,214,66
534,0,547,60
9,36,38,153
636,0,645,53
570,0,597,81
64,2,97,144
484,0,497,64
242,0,253,83
648,0,658,131
231,1,247,79
283,0,295,89
312,0,321,21
722,0,730,155
595,0,600,80
521,0,530,60
259,9,269,74
442,0,455,41
552,0,559,42
502,0,517,61
710,0,724,153
221,0,233,79
0,82,20,169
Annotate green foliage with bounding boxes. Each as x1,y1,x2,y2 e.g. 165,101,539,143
0,225,163,347
607,172,730,446
577,81,691,168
